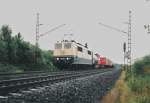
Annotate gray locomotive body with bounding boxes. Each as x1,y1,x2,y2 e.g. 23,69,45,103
53,40,97,69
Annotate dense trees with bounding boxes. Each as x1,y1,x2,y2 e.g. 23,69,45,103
0,25,54,72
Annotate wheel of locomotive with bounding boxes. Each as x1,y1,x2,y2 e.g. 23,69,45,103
56,64,71,70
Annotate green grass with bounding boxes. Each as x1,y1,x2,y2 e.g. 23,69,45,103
125,54,150,102
101,61,150,103
0,63,58,73
124,58,150,103
126,73,150,103
0,63,24,73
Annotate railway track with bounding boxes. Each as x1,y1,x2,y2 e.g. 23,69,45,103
0,69,113,96
0,71,49,81
0,70,68,80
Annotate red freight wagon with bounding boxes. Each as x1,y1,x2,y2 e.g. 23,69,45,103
99,57,106,65
98,57,113,68
95,54,114,68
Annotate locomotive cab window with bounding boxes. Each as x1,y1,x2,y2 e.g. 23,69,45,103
88,50,92,55
55,43,62,49
64,43,71,49
77,46,83,52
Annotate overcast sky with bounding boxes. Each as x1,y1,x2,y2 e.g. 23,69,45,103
0,0,150,63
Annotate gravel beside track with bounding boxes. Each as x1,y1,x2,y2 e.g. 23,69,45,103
0,68,121,103
0,69,110,96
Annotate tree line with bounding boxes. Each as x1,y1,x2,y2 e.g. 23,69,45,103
0,25,54,72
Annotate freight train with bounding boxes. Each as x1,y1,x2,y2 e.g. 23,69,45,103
53,40,113,70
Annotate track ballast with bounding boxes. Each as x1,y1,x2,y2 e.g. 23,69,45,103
0,69,113,96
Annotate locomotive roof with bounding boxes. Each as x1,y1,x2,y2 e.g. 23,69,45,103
60,40,88,48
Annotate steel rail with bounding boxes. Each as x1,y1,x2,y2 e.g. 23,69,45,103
0,70,77,81
0,69,113,96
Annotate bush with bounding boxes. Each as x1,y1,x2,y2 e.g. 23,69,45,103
127,74,150,103
132,54,150,75
0,63,23,73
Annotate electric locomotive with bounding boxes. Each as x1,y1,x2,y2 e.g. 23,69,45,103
53,40,97,69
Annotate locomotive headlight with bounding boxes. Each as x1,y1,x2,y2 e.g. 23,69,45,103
56,58,59,60
66,57,69,60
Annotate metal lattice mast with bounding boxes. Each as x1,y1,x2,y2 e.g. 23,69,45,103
98,11,132,70
36,13,40,47
35,13,66,47
127,11,132,71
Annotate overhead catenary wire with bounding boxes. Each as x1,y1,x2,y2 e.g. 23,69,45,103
39,24,66,37
99,22,127,34
35,13,66,46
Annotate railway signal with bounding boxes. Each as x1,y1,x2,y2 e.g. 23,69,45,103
123,42,126,69
123,42,126,53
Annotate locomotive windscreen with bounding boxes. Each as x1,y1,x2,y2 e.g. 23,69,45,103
55,43,62,49
64,43,71,49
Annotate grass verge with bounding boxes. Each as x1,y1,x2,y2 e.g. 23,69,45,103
101,70,150,103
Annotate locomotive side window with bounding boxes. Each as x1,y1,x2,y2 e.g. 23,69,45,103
55,43,62,49
77,46,83,52
88,50,92,55
64,43,71,49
